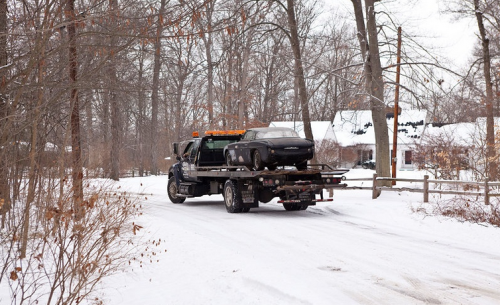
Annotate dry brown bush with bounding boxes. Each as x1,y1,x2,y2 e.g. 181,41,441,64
0,179,146,305
416,196,500,227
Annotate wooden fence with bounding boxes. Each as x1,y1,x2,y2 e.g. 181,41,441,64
341,174,500,205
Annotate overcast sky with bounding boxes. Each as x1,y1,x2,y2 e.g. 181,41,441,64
328,0,477,68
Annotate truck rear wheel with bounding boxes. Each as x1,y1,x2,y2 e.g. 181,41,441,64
223,180,243,213
168,176,185,204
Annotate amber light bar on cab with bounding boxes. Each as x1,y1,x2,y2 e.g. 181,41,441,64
192,130,246,137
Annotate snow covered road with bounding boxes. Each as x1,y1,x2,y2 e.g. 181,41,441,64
100,173,500,305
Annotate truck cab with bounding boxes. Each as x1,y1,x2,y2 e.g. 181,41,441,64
172,132,243,182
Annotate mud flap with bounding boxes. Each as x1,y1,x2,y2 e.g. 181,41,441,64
239,180,259,208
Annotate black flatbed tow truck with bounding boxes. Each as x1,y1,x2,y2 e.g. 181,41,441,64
167,131,348,213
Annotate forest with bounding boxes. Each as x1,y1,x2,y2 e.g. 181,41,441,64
0,0,499,304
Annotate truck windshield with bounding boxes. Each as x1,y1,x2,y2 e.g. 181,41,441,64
202,139,237,149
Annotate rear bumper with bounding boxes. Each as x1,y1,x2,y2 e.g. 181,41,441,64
264,150,313,165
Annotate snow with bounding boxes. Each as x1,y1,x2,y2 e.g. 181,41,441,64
333,110,428,146
91,169,500,304
269,121,336,142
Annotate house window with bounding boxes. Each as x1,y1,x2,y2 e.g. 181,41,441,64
405,151,412,165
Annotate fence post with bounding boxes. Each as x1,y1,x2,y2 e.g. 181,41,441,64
423,175,429,203
484,178,490,205
372,173,378,199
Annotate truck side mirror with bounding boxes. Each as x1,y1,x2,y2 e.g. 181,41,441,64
173,142,179,155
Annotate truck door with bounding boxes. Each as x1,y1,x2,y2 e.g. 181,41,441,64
181,139,200,181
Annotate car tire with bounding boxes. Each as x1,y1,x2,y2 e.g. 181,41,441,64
223,180,243,213
225,152,236,171
167,176,185,204
252,150,264,171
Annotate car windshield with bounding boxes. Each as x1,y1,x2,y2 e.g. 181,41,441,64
255,129,300,139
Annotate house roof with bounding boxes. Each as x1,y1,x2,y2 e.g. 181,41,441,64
333,110,428,146
422,117,500,147
269,121,336,142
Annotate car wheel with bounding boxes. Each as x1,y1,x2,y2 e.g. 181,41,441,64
252,150,264,171
225,152,236,171
167,176,185,204
223,180,243,213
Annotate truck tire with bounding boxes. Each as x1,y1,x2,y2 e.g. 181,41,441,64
223,180,243,213
253,150,264,171
168,176,185,204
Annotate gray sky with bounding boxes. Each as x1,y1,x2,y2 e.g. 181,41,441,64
328,0,476,68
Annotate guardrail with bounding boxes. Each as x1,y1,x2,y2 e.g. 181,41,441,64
341,174,500,205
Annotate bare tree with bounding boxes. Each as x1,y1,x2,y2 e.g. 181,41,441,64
444,0,499,179
474,0,497,180
109,0,121,181
0,0,10,224
351,0,390,184
67,0,84,218
285,0,314,143
149,0,166,175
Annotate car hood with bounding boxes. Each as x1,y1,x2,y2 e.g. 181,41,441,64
262,138,314,149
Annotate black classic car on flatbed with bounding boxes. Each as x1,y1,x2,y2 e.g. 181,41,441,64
167,130,348,213
224,127,314,171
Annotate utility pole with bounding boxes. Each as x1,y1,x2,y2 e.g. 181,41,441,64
392,27,402,186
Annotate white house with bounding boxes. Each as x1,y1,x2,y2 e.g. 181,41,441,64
333,110,428,169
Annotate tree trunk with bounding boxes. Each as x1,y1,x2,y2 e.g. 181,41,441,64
365,0,390,181
205,1,215,128
238,30,254,127
67,0,84,219
286,0,314,144
138,46,145,177
109,0,120,180
150,0,165,175
351,0,390,185
21,30,46,258
0,0,10,223
474,0,497,180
